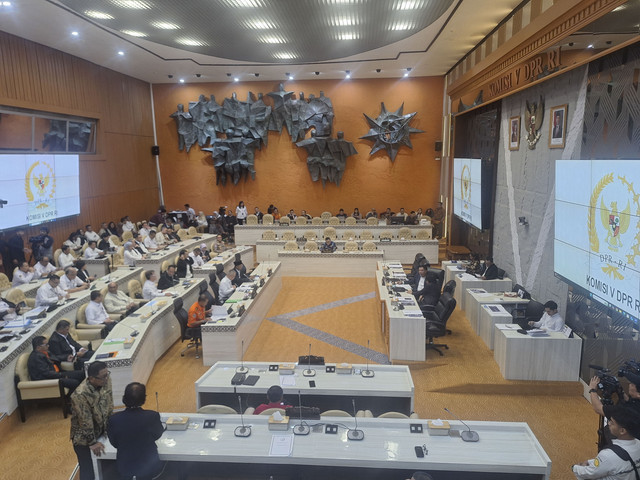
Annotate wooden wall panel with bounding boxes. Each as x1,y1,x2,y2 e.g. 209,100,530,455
0,31,159,252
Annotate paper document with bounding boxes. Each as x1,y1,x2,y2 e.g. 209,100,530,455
102,338,126,345
269,434,294,456
496,324,519,330
211,305,228,321
25,306,47,317
279,375,296,387
403,311,424,318
387,263,403,268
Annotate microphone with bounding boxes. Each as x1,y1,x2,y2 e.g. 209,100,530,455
303,343,315,377
347,399,364,441
444,407,479,442
118,322,139,337
236,340,248,374
361,340,374,378
293,390,310,435
155,392,159,412
234,395,251,437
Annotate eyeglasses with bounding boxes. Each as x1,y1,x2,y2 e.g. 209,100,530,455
93,370,110,381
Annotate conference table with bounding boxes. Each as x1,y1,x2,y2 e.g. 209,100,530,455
278,250,384,277
0,267,141,415
376,262,425,362
493,326,582,381
453,272,513,310
201,262,282,366
257,238,439,264
132,233,215,274
191,245,254,282
478,304,513,349
93,414,551,480
442,260,469,284
464,290,528,334
91,277,204,406
195,361,415,415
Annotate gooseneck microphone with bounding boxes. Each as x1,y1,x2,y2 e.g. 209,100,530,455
234,395,251,437
361,339,374,378
236,340,248,374
293,390,310,435
444,407,479,442
303,343,316,377
118,322,139,337
347,399,364,441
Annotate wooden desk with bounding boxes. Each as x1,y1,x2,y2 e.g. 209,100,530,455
94,414,551,480
453,273,513,310
201,262,282,366
195,361,414,415
278,251,383,277
478,304,513,349
92,277,203,406
493,327,582,381
464,290,527,334
376,263,425,362
447,245,471,260
0,268,141,415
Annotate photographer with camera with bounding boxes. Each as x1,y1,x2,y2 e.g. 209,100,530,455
29,227,54,262
590,363,640,417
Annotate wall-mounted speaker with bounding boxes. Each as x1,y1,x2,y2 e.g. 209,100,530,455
434,141,443,152
151,145,160,156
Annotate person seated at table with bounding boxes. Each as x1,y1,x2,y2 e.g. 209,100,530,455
74,260,96,284
176,250,193,279
0,298,18,322
123,242,143,267
300,209,311,220
121,216,136,233
167,227,182,243
320,237,337,253
60,267,89,293
34,256,57,278
287,209,297,221
154,227,168,246
380,207,394,220
336,208,348,220
213,234,225,253
48,319,93,370
86,291,118,332
232,260,251,286
253,206,264,223
28,335,85,394
407,472,434,480
253,385,292,415
58,244,76,270
188,247,205,268
138,221,151,238
84,241,103,259
104,282,145,317
64,231,84,255
465,253,482,275
12,261,35,286
477,257,498,280
133,233,149,256
418,272,441,307
366,207,378,219
143,230,160,252
84,224,100,243
187,293,211,330
158,265,180,290
528,301,564,332
352,207,362,220
272,207,281,221
97,232,111,252
35,274,69,307
142,271,173,300
397,207,408,221
218,270,236,303
411,265,434,302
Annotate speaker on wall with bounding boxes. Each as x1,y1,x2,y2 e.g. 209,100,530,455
434,141,443,152
151,145,160,156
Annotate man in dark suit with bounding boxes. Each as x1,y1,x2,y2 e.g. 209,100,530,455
411,266,441,307
231,259,251,287
478,257,499,280
27,335,85,393
157,264,179,290
107,382,165,480
48,320,93,370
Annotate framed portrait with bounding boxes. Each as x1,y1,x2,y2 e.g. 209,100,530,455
549,104,568,148
509,116,520,150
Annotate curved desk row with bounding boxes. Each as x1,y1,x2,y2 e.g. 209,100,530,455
277,251,384,277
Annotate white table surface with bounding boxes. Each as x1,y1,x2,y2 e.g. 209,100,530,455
478,304,513,350
132,234,215,273
278,250,384,277
94,414,551,480
464,290,528,334
453,273,513,310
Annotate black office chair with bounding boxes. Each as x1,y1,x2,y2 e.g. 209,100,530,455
208,272,220,305
512,284,531,300
198,280,209,295
174,298,201,358
496,268,506,279
298,355,325,365
424,292,456,356
427,267,444,290
512,299,545,329
408,253,426,281
442,280,456,295
216,263,225,281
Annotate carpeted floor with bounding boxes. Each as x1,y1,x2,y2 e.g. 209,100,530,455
0,276,598,479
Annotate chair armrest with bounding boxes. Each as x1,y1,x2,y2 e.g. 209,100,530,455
423,310,439,323
76,324,104,330
60,361,75,371
409,412,419,419
18,379,59,390
74,330,101,341
244,407,255,415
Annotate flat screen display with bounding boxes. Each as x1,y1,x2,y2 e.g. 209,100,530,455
453,157,482,229
555,159,640,325
0,154,80,229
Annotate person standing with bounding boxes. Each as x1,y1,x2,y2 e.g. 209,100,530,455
432,202,445,239
107,382,165,480
236,200,248,225
70,361,113,480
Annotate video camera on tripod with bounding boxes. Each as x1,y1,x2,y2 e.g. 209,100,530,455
590,364,625,405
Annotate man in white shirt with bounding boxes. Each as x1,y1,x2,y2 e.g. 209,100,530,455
189,248,205,268
85,290,117,331
528,300,564,332
218,270,237,303
84,241,103,259
35,275,69,306
60,268,89,293
103,282,145,317
121,216,136,233
84,225,100,243
138,222,150,238
58,245,76,270
144,231,160,252
0,299,17,322
12,261,35,286
142,270,173,300
123,242,143,267
34,256,57,278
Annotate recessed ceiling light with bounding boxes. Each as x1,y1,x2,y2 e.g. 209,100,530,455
117,51,125,56
121,30,147,37
151,21,180,30
84,10,114,19
273,52,296,60
244,19,276,29
395,0,425,9
109,0,152,9
176,37,209,47
390,22,413,31
71,31,79,36
337,32,359,40
257,35,286,44
331,17,358,27
179,78,185,83
221,0,265,7
1,1,12,5
587,44,594,49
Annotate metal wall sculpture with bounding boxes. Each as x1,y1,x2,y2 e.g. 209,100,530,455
524,96,544,149
360,103,423,162
171,85,356,187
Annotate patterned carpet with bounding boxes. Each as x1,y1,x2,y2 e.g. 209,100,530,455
0,276,598,479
